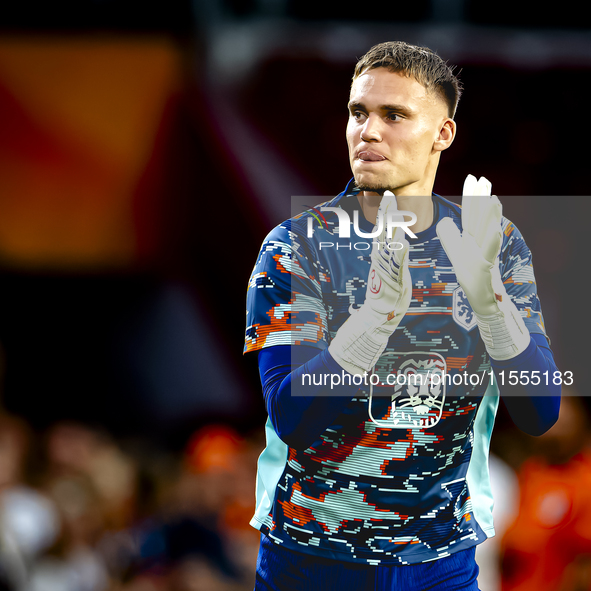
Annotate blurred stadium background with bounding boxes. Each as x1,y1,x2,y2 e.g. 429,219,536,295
0,1,589,589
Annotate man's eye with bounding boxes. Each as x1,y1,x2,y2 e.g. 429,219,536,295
387,113,401,121
352,111,366,120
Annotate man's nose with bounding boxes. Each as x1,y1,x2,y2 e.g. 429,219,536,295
360,115,382,142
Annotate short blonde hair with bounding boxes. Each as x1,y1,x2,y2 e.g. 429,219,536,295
353,41,462,118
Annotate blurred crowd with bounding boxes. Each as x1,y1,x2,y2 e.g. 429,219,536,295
0,390,590,590
0,417,262,591
478,390,591,591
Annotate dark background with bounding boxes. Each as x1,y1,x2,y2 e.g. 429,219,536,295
0,0,589,449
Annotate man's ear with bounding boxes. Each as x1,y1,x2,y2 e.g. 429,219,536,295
434,118,456,152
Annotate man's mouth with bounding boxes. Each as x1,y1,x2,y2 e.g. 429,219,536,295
358,151,386,162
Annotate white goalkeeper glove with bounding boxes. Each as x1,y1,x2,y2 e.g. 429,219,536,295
436,175,530,361
329,191,412,376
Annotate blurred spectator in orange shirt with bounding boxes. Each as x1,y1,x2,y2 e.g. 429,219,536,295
501,389,591,591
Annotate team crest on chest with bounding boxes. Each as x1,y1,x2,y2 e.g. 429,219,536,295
452,286,477,331
369,353,446,429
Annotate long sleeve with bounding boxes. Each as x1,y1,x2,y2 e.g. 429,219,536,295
258,345,360,450
492,333,561,436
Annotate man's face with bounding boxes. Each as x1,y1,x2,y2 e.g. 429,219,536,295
346,67,452,196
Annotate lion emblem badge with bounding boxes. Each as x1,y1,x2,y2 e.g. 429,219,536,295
369,352,447,429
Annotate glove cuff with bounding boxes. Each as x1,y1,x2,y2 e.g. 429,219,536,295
474,301,530,361
329,331,387,376
328,305,403,376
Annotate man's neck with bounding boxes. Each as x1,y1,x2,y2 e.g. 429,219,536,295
357,192,434,234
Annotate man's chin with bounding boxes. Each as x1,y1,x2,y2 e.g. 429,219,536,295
353,173,394,194
356,184,387,192
355,182,393,195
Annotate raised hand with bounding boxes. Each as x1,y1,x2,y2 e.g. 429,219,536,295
436,175,530,360
329,191,412,375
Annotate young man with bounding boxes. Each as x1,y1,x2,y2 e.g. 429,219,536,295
245,41,560,590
